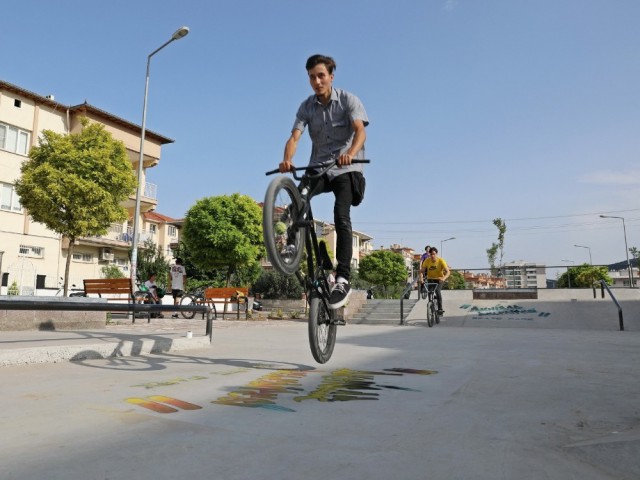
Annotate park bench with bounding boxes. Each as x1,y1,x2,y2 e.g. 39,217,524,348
83,278,150,322
83,278,137,302
204,287,249,319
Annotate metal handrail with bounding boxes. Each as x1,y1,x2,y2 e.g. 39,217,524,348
400,276,416,326
592,280,624,331
0,298,214,340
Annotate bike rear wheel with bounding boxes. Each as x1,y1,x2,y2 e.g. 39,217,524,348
308,295,337,364
426,300,435,327
263,176,306,275
180,295,197,319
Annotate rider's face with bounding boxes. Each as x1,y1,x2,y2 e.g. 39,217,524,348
308,64,333,101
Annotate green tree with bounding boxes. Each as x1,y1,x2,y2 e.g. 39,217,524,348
557,264,611,288
443,270,466,290
133,239,170,287
15,119,136,296
101,264,125,279
486,243,498,276
252,271,304,299
182,194,264,286
359,250,408,298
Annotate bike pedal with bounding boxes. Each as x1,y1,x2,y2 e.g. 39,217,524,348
332,319,346,326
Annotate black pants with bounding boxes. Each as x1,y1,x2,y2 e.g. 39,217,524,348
428,280,443,310
306,172,354,282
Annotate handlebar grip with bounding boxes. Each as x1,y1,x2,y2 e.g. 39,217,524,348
265,168,280,176
352,159,370,164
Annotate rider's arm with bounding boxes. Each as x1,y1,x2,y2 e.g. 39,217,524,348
440,259,450,281
280,129,303,173
338,119,367,166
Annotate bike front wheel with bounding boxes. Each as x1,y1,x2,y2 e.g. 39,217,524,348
263,176,305,275
308,296,337,364
420,283,428,300
426,301,435,327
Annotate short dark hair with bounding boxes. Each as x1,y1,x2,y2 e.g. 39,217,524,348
425,245,431,251
430,247,438,254
175,258,183,265
306,54,336,74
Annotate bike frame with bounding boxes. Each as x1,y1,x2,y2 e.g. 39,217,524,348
289,163,337,318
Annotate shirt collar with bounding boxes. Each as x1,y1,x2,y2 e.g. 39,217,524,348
314,87,338,105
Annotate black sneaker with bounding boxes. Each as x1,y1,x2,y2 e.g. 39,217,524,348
171,314,179,318
437,310,444,316
328,282,351,310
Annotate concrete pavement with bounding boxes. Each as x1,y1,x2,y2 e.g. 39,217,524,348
1,320,640,479
1,289,640,479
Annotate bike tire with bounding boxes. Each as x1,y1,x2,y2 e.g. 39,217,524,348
180,295,197,319
308,295,337,364
263,176,305,275
435,307,441,324
426,301,435,328
420,283,428,300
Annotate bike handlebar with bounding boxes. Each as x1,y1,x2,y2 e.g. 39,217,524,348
265,159,370,176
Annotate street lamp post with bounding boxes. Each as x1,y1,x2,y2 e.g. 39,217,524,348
600,215,634,288
130,26,190,286
561,259,574,288
440,237,455,256
574,244,592,265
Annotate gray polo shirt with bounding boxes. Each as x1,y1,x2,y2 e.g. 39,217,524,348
292,87,369,179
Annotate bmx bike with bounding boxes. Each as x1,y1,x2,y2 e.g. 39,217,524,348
419,281,442,327
263,157,369,363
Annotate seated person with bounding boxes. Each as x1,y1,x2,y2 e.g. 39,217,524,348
144,273,164,318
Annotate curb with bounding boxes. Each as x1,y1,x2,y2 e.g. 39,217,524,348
0,335,211,367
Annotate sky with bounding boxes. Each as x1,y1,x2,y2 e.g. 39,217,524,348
3,0,639,273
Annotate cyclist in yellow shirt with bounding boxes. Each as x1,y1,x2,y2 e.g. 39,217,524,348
419,247,450,315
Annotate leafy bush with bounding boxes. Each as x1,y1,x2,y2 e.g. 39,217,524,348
7,281,19,296
252,271,303,299
101,264,125,279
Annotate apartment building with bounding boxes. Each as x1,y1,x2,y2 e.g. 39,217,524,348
321,223,374,270
0,80,177,294
502,261,547,289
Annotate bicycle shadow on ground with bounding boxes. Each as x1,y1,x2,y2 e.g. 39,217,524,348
70,345,316,373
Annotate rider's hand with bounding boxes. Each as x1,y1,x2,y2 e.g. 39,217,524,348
279,160,294,173
337,152,353,167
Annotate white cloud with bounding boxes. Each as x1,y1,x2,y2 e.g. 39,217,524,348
578,170,640,185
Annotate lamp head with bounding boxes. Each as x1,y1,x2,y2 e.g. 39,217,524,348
172,26,190,40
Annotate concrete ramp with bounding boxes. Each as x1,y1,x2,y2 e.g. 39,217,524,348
405,288,640,331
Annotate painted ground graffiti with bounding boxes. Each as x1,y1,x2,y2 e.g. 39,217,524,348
126,367,437,414
460,303,551,320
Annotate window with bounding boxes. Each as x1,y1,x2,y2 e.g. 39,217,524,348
19,245,44,258
0,122,30,155
168,225,177,237
111,257,129,271
149,224,157,234
1,182,22,212
14,99,21,108
72,252,93,263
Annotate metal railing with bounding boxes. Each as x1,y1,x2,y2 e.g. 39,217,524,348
399,276,417,326
0,298,214,340
592,280,624,331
